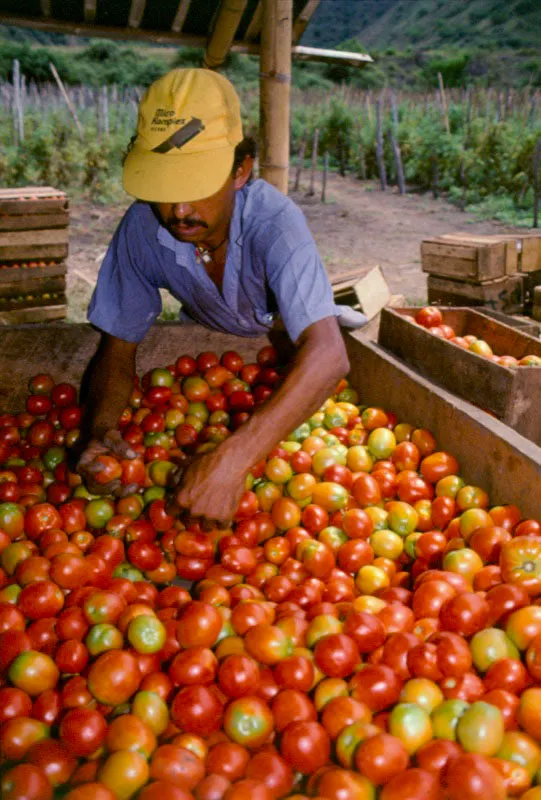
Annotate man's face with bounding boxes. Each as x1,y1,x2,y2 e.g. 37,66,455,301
154,173,237,248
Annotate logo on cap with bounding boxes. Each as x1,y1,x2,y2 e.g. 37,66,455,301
152,117,205,154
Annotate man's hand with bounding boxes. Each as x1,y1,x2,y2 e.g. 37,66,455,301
173,443,249,525
76,429,139,497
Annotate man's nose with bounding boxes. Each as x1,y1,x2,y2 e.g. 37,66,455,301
171,202,195,218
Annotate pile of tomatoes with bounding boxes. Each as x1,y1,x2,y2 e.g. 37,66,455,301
0,346,541,800
409,306,541,367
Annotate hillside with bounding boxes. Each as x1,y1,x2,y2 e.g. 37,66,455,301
304,0,541,51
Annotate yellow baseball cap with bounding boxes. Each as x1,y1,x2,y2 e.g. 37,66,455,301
123,68,244,203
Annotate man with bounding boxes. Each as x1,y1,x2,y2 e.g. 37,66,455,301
78,68,364,523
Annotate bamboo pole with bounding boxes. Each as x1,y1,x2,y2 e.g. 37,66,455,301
534,139,541,229
292,0,321,44
307,128,319,196
259,0,292,194
375,97,387,191
13,59,24,145
171,0,191,32
390,92,405,195
294,137,306,191
437,71,450,134
49,62,84,139
203,0,248,70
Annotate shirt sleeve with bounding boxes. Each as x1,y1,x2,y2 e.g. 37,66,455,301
87,204,162,343
265,224,337,344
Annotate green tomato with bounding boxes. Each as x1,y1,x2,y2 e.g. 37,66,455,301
127,614,166,654
287,422,311,442
470,628,520,672
431,699,470,741
389,703,433,754
143,486,166,505
84,498,114,529
86,623,123,656
112,563,144,582
149,367,174,387
42,446,66,471
456,701,504,756
367,428,397,460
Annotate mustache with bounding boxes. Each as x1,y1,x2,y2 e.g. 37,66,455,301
167,217,208,229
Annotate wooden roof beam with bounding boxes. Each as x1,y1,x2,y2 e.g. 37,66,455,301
203,0,248,70
244,0,262,41
292,45,373,67
292,0,320,44
0,13,208,47
171,0,191,33
128,0,147,29
83,0,97,24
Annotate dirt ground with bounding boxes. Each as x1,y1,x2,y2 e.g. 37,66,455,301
67,174,525,323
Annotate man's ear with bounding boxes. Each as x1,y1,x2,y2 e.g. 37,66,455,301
233,156,254,190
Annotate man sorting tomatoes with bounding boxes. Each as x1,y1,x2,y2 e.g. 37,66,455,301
77,67,366,524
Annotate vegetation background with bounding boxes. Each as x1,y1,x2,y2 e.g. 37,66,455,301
0,0,540,225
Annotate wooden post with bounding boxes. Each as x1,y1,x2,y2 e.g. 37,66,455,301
307,128,319,197
101,85,109,137
534,138,541,229
437,71,450,134
431,154,439,200
321,150,328,203
375,97,387,191
13,59,24,145
357,135,367,181
390,92,405,195
259,0,292,194
49,62,84,138
294,137,305,191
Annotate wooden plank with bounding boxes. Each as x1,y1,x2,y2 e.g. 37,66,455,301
0,263,66,285
0,199,69,216
0,212,69,232
0,304,66,326
0,244,68,262
346,334,541,519
521,238,541,272
0,229,68,247
0,187,64,198
0,275,66,300
0,292,66,312
427,274,524,313
171,0,191,32
292,0,320,44
244,0,262,40
353,265,391,321
378,307,541,445
128,0,147,28
422,254,478,281
422,241,479,261
84,0,97,23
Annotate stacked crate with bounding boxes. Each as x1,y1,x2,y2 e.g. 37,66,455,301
421,232,541,315
0,187,69,324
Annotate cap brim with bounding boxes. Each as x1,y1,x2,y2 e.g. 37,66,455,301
122,144,235,203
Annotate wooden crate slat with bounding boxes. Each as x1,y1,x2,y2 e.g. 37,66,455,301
0,187,65,198
0,198,69,216
0,274,66,299
0,244,69,261
427,274,524,313
0,304,67,325
0,229,69,247
0,263,66,284
0,292,67,311
0,212,69,232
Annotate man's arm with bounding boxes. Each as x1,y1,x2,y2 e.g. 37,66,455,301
175,316,349,522
76,333,139,494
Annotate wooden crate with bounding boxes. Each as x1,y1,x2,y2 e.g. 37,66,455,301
427,273,524,314
0,261,66,315
421,237,507,283
0,323,540,517
0,304,67,325
0,187,69,264
440,233,518,275
378,306,541,444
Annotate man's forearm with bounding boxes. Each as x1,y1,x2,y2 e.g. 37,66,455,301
80,338,137,442
230,319,349,465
